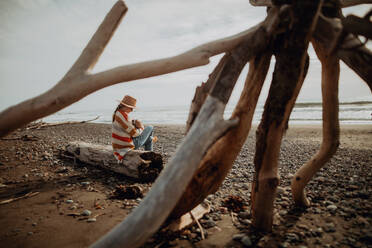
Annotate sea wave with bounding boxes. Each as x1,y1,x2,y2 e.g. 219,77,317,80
43,101,372,125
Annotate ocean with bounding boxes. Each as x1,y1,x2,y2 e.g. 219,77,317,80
44,100,372,125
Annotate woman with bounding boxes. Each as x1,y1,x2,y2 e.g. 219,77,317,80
111,95,156,161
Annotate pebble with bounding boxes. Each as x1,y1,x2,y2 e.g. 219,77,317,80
279,210,288,216
238,211,251,219
27,232,33,236
324,223,336,233
66,200,74,204
32,223,37,227
233,233,245,241
81,181,90,186
312,207,321,213
286,233,300,242
276,187,285,195
327,205,337,211
203,220,216,229
241,235,252,247
87,218,96,222
82,210,92,216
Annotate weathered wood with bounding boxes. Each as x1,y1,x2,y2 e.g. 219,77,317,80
314,15,372,91
66,1,127,75
340,0,372,7
251,0,322,231
168,203,210,232
249,0,273,7
0,0,127,138
250,0,372,7
342,14,372,39
65,141,163,182
186,55,229,132
0,1,274,138
171,52,272,218
291,38,340,207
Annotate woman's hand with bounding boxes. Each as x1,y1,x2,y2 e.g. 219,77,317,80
134,119,144,130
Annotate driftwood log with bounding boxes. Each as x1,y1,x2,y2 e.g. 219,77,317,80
65,141,163,182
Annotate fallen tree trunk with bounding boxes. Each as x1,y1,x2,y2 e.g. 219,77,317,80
65,141,163,182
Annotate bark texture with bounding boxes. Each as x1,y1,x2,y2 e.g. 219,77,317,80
186,55,229,132
251,0,322,231
65,142,163,182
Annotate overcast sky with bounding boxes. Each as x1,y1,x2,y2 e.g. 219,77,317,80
0,0,371,113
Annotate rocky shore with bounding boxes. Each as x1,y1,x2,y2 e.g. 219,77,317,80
0,123,371,247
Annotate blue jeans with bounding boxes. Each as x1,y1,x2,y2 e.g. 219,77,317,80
133,126,154,151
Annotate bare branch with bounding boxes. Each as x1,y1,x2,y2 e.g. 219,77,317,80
249,0,372,8
313,15,372,91
66,0,127,75
249,0,273,6
340,0,372,7
186,55,229,132
342,14,372,39
292,39,340,207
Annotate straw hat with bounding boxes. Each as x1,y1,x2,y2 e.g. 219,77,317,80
118,95,137,109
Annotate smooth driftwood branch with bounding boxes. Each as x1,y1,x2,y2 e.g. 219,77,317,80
291,39,340,207
171,52,272,218
0,3,277,138
66,1,127,75
0,0,128,138
250,0,372,7
340,0,372,7
249,0,273,6
251,0,322,232
185,54,229,132
314,15,372,91
342,14,372,39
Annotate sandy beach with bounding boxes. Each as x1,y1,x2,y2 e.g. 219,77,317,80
0,123,371,247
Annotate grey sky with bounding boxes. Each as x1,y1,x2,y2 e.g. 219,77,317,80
0,0,371,113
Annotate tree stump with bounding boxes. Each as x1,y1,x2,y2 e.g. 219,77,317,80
65,141,163,182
